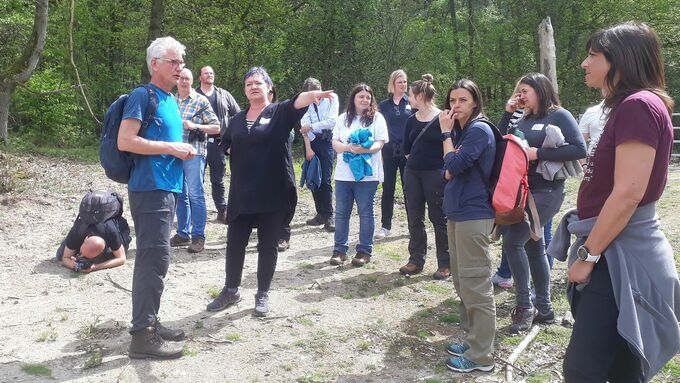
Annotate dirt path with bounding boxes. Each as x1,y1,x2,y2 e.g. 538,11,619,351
1,153,678,383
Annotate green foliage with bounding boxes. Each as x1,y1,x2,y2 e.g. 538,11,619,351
20,363,52,377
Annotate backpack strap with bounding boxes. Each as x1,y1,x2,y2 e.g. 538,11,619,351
139,84,159,136
469,117,500,187
526,191,543,241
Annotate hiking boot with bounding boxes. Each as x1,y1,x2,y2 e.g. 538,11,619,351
446,342,470,356
374,227,390,240
323,218,335,232
306,215,325,226
446,356,494,373
399,263,423,276
351,252,371,267
206,287,241,312
432,267,451,280
170,234,191,247
254,291,269,317
329,251,347,265
216,208,227,224
509,306,537,334
534,309,556,324
155,319,185,341
277,239,290,252
128,326,183,360
187,237,205,253
491,273,513,289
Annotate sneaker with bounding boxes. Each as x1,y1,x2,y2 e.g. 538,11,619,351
351,252,371,267
323,218,335,232
534,309,556,324
490,273,513,289
277,239,289,252
432,267,451,280
399,263,423,276
254,291,269,317
170,234,191,247
509,306,537,334
374,227,390,240
128,326,184,360
155,318,185,341
206,287,241,312
446,342,470,356
187,237,205,253
216,208,227,224
446,356,494,373
306,215,325,226
329,251,347,265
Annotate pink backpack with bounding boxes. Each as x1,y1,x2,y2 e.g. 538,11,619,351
474,118,541,238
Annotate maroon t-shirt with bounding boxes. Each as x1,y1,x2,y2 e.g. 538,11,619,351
577,90,673,219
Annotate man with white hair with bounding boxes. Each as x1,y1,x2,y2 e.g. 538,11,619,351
118,36,196,359
170,68,220,253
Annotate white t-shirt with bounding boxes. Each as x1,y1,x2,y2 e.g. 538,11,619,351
333,112,389,182
579,101,607,155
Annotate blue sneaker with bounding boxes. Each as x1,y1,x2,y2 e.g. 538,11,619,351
446,342,470,356
446,356,494,373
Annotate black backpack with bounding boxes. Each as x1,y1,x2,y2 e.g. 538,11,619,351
100,85,158,184
76,190,132,250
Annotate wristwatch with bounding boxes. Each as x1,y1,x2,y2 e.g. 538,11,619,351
441,132,452,141
577,245,600,263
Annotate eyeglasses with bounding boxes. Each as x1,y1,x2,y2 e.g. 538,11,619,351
156,57,185,69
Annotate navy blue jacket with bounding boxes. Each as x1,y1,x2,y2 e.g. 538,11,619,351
443,120,496,222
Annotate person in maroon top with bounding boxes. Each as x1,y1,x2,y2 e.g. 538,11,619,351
563,22,676,382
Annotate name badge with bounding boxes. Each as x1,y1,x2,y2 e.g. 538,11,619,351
532,124,544,131
260,117,271,124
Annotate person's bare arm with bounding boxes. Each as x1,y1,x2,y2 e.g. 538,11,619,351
118,118,196,159
61,246,77,270
82,247,126,273
183,120,220,135
568,141,655,283
293,90,335,110
349,140,385,154
303,134,315,161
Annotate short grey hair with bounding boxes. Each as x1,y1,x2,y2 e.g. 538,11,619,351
302,77,322,91
146,36,186,75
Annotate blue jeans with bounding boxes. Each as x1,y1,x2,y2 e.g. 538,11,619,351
503,185,565,312
176,155,207,239
496,219,554,278
310,137,334,219
334,180,378,255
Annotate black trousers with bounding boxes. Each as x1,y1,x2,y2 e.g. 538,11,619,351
280,187,297,242
380,143,407,230
206,140,227,211
563,256,644,383
403,168,449,268
225,211,284,293
128,190,175,333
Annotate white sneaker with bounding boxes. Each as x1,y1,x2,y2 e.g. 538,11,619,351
374,227,390,240
490,273,513,289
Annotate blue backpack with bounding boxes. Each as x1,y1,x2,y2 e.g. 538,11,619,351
100,85,158,184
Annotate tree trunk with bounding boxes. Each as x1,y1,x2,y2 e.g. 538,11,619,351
0,0,49,144
538,16,558,93
448,0,461,74
141,0,165,83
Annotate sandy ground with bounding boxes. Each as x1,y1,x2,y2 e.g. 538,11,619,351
1,153,678,383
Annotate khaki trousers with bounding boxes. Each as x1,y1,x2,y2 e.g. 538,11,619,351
447,218,496,365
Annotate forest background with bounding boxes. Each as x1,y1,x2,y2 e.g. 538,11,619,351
1,0,679,150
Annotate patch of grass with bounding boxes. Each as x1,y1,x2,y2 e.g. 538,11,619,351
293,330,329,354
297,262,314,270
527,371,552,383
207,286,221,299
503,335,523,346
7,141,99,163
415,329,430,339
182,344,198,357
295,372,333,383
298,317,314,327
417,308,434,318
424,379,444,383
194,320,204,329
373,243,403,261
423,283,449,295
83,350,103,369
364,274,379,283
281,363,293,372
36,330,58,342
438,312,460,324
80,316,101,338
661,357,680,376
366,363,377,371
341,292,354,299
225,333,242,342
442,298,460,308
21,363,52,377
0,154,17,194
534,326,571,348
357,339,371,351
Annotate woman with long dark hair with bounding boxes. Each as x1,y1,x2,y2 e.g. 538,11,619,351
500,72,587,334
440,79,497,373
329,83,388,267
556,22,679,382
